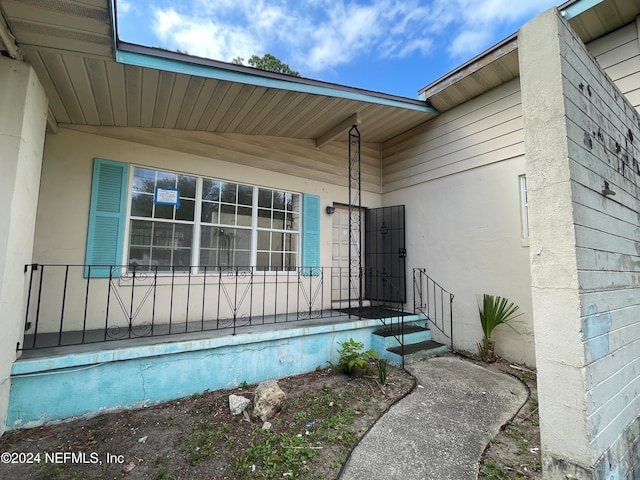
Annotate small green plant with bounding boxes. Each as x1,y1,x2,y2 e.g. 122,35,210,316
166,413,177,427
504,425,519,439
35,465,64,480
477,294,521,362
376,358,389,385
190,389,209,400
156,467,173,480
481,460,509,479
187,421,235,465
90,414,108,426
332,338,378,375
235,430,313,478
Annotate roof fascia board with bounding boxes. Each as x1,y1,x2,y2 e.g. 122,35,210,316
0,11,23,60
115,48,436,113
560,0,604,20
109,0,118,55
418,36,518,99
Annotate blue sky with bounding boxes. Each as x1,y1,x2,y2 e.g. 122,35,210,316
115,0,562,99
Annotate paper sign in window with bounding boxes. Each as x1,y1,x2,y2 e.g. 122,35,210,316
154,187,180,206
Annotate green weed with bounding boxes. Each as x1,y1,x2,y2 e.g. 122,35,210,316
481,460,509,479
516,438,527,455
376,358,389,385
331,338,378,375
166,413,177,427
156,467,172,480
235,430,313,479
187,421,236,465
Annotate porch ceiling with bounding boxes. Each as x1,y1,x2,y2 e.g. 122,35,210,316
420,0,640,112
0,0,436,144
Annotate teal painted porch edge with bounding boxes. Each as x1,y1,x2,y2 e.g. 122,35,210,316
7,315,425,429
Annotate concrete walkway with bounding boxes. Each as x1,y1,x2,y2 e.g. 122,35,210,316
339,356,528,480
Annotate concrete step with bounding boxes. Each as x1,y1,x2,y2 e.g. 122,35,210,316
372,324,432,349
384,340,448,365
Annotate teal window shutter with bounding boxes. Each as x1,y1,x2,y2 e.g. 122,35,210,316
302,194,320,272
84,158,129,278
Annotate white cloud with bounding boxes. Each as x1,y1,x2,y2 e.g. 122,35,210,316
396,38,433,58
137,0,561,73
153,9,181,40
151,8,261,60
448,30,492,58
436,0,559,57
117,0,132,15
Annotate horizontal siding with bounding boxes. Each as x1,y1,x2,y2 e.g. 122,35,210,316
381,79,523,192
65,125,382,192
587,345,640,409
559,15,640,464
587,21,637,57
588,21,640,109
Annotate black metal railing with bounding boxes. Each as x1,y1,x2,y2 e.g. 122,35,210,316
413,268,454,349
20,264,413,351
342,266,411,365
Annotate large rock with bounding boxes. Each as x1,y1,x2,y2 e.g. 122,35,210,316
229,394,250,416
251,379,286,422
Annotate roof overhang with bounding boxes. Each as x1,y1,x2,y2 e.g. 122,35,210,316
1,0,636,141
419,0,640,112
0,0,437,144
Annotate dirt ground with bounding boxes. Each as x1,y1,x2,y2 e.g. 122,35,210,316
0,354,539,480
477,356,541,479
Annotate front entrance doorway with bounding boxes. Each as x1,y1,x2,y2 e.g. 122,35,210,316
331,204,407,309
365,205,407,303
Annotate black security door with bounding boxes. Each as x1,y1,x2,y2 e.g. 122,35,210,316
364,205,406,303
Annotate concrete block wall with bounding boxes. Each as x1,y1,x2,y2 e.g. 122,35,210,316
521,8,640,479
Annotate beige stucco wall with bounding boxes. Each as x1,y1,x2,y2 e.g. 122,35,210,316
383,157,534,365
381,79,535,365
0,57,48,434
31,127,380,333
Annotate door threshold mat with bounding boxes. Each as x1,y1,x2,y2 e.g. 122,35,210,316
338,306,411,319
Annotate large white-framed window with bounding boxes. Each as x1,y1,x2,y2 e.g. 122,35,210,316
126,166,301,272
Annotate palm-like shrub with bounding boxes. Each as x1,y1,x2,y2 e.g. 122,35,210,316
477,294,521,362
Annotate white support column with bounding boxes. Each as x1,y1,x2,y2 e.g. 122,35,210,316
520,7,592,477
0,56,48,434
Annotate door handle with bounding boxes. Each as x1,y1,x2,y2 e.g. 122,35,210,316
399,248,407,258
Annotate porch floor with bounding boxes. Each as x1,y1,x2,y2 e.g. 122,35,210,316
19,306,410,360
